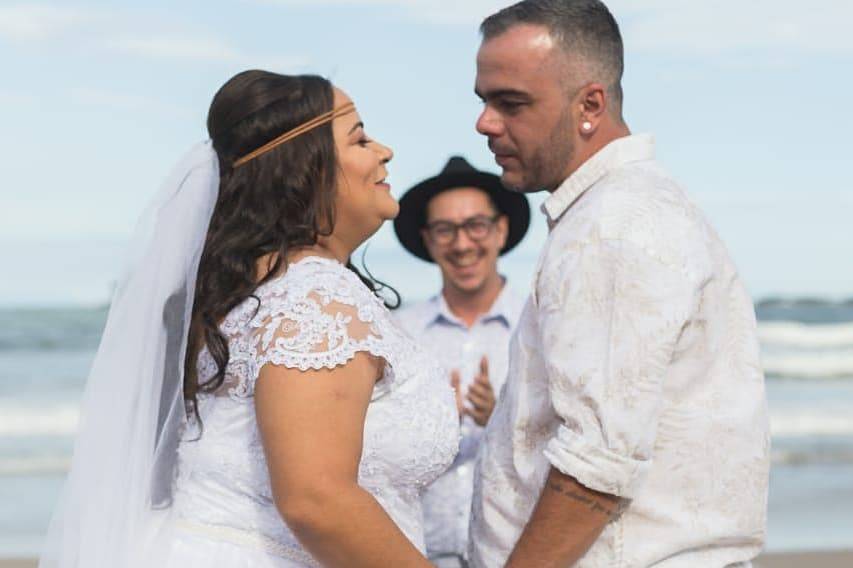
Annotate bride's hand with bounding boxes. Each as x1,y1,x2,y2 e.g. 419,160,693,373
450,369,465,418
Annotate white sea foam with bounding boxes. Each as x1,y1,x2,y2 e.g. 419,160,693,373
0,396,850,474
770,408,853,437
0,401,79,436
0,455,70,475
758,321,853,349
761,352,853,379
757,321,853,378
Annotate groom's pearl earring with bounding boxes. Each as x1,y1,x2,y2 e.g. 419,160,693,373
582,121,593,132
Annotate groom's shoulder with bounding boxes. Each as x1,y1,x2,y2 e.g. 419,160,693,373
597,159,688,213
568,161,715,272
590,160,701,231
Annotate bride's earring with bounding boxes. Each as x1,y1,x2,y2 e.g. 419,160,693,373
582,120,593,132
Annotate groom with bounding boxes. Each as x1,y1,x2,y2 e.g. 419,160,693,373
468,1,770,567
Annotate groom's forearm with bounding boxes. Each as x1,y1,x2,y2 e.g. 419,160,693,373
505,467,625,568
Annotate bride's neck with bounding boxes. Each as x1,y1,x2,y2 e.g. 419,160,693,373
255,238,354,282
295,234,353,264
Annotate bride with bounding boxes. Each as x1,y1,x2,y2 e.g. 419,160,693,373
40,70,459,567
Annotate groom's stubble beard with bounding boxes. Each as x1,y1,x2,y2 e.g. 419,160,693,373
516,104,576,194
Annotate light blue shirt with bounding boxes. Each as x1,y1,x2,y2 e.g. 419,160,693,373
396,283,525,558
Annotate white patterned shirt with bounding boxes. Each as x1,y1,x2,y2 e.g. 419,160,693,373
396,284,524,560
469,135,770,568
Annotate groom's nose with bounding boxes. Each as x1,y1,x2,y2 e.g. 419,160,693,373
476,105,505,139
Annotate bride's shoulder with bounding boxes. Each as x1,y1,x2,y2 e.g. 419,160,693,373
259,256,376,307
247,257,396,372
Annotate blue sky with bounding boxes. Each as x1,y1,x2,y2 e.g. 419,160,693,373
0,0,851,306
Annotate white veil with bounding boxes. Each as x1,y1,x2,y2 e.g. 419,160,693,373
39,141,220,567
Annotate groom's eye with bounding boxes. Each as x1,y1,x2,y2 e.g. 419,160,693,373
498,100,525,113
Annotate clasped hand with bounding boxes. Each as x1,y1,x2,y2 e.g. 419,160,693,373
450,356,495,426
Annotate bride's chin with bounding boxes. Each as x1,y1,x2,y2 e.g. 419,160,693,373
362,217,389,241
379,203,400,221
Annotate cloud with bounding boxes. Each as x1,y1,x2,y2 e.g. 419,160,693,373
108,36,241,61
0,89,36,106
610,0,853,55
0,3,92,41
9,1,853,56
255,0,508,26
1,3,307,70
107,35,309,70
68,87,190,116
261,0,853,53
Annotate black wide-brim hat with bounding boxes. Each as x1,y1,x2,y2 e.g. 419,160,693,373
394,156,531,262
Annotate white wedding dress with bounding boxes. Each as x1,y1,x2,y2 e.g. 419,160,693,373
147,256,460,566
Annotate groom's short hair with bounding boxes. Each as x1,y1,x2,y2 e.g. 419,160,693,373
481,0,624,116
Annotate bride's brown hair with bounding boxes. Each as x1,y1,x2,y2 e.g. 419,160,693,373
184,70,396,425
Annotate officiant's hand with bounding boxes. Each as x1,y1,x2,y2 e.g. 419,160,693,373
465,356,495,427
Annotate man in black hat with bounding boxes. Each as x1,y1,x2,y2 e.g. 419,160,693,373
393,156,530,567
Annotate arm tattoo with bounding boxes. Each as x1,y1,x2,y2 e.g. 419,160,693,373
546,480,626,521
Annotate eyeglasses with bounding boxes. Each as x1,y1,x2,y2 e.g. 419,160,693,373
424,215,500,245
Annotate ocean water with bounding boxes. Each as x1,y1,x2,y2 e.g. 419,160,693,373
1,297,852,557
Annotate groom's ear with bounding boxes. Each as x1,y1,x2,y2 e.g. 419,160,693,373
577,83,608,134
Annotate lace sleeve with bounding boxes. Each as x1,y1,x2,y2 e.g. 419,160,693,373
252,276,389,374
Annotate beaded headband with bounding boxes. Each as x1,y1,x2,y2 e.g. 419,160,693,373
232,102,356,168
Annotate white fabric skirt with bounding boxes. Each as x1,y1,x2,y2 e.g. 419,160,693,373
146,520,318,568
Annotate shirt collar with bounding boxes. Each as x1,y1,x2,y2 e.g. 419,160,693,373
427,279,514,329
541,133,655,227
480,281,515,327
434,293,462,327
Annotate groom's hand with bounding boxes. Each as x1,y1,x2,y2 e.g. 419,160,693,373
465,356,495,426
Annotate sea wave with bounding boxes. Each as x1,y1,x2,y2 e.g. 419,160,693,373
762,353,853,379
771,446,853,466
758,321,853,349
0,455,71,476
3,399,851,439
0,402,79,437
755,298,853,324
770,409,853,437
3,451,842,475
1,402,851,474
3,383,852,440
0,307,106,351
757,320,853,378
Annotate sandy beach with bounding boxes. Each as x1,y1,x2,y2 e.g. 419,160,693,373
3,550,852,567
757,550,853,567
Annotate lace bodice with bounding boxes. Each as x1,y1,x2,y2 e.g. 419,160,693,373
171,257,460,565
